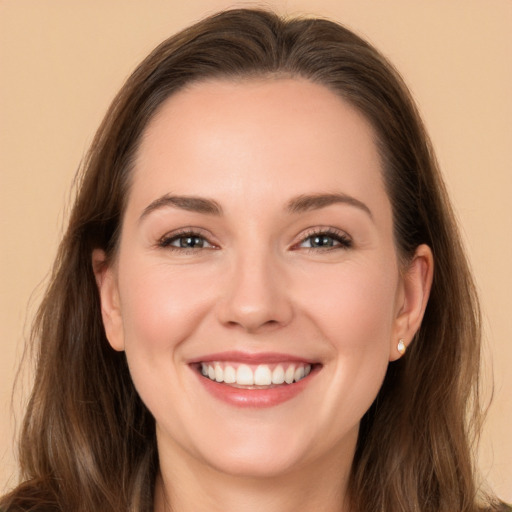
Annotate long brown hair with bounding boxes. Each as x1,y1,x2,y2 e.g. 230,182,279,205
1,8,504,512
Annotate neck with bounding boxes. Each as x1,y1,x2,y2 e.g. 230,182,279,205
153,439,354,512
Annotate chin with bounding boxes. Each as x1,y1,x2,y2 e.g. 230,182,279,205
201,446,308,479
182,418,343,480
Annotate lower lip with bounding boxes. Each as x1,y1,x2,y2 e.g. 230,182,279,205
193,367,318,408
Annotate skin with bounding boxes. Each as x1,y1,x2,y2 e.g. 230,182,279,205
94,78,433,512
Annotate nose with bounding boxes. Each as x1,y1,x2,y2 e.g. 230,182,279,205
216,249,294,333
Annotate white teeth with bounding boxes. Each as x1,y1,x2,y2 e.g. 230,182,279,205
214,363,223,382
254,365,272,386
200,362,313,386
236,364,254,385
223,365,236,384
284,365,295,384
272,365,285,384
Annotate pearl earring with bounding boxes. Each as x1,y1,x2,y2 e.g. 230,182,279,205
397,338,406,355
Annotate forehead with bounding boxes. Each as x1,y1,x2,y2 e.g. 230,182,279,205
129,77,388,218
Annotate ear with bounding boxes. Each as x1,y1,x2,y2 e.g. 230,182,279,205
390,244,434,361
92,249,125,351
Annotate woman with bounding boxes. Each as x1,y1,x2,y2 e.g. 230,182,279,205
1,8,508,512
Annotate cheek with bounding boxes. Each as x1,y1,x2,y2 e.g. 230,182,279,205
114,258,220,425
299,260,399,347
299,261,398,415
308,265,398,400
117,258,219,355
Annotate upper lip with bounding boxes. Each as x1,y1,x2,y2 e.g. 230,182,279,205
188,351,318,365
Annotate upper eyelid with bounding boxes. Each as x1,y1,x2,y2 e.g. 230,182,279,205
157,227,217,247
156,226,352,248
285,228,352,253
296,226,352,242
159,226,211,239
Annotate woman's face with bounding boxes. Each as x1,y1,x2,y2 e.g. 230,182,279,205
97,78,429,479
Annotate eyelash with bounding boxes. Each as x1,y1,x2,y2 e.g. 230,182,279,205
294,227,352,251
157,228,352,253
157,228,216,252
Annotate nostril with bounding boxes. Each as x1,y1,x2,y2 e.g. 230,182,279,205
225,318,281,332
215,271,294,331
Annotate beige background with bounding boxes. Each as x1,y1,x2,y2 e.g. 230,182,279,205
1,0,511,501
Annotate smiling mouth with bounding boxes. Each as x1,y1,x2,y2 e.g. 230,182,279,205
197,361,314,388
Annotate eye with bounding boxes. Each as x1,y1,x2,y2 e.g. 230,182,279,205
296,229,352,250
158,230,216,251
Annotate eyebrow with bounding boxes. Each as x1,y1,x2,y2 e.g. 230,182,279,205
139,192,372,221
139,194,223,221
286,193,373,219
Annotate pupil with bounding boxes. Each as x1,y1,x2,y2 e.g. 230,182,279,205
180,236,203,248
312,235,333,247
